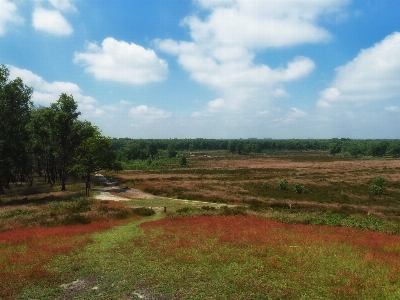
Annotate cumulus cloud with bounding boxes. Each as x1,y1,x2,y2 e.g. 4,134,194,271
74,37,168,84
0,0,23,35
317,32,400,108
129,105,171,125
7,65,104,117
157,0,346,115
32,7,73,35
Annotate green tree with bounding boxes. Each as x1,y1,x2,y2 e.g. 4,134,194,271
146,141,158,158
0,65,33,194
329,142,341,156
167,143,177,158
50,94,81,191
72,122,122,183
29,106,59,185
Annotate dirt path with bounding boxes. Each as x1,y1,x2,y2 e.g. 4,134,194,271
92,173,214,207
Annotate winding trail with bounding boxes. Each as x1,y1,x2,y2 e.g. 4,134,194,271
92,173,216,207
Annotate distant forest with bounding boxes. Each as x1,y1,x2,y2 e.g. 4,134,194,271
112,138,400,161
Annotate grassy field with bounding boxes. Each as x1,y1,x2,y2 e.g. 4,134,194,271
1,152,400,299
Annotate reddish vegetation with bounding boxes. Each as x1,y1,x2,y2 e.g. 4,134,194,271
140,215,400,296
141,215,400,253
0,219,130,299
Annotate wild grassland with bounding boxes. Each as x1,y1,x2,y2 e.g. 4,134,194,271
114,153,400,232
2,152,400,299
14,215,400,299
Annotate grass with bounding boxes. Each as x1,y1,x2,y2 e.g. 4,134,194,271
13,215,400,299
2,153,400,298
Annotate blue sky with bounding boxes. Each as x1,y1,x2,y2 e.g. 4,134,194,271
1,0,400,139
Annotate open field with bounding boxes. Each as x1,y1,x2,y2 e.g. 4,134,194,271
112,152,400,232
1,151,400,299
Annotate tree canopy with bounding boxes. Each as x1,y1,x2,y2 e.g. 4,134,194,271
0,65,120,194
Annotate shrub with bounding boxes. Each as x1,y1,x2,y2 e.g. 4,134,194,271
62,214,91,225
275,179,288,190
247,199,267,211
261,182,269,189
370,176,385,195
176,207,192,213
201,206,216,211
180,156,187,167
370,184,384,195
132,207,155,216
293,183,308,194
219,206,247,216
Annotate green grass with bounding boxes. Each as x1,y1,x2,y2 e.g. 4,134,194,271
16,215,400,299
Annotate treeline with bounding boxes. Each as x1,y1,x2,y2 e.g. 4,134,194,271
0,65,120,194
112,138,400,161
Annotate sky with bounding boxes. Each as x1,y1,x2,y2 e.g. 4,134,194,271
1,0,400,139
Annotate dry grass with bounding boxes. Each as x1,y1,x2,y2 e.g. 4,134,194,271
113,153,400,229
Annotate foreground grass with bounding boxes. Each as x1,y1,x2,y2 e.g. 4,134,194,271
15,214,400,300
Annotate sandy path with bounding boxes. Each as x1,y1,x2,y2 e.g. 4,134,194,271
92,173,213,206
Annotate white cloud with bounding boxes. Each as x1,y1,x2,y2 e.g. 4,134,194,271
317,32,400,108
188,0,346,49
7,65,104,117
385,106,400,112
32,7,73,35
48,0,77,12
157,0,345,116
274,107,307,124
129,105,171,125
0,0,23,35
74,37,168,84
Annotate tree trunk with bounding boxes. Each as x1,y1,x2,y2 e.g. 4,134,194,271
61,171,66,191
0,179,4,195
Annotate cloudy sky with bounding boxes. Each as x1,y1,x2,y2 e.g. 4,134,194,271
1,0,400,139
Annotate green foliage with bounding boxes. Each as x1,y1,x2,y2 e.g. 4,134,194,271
329,142,341,155
370,176,385,195
275,178,288,190
0,208,32,220
0,65,33,194
180,156,187,166
62,214,91,225
293,183,308,193
219,206,247,215
132,207,155,216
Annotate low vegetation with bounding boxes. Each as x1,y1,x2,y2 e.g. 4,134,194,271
1,147,400,298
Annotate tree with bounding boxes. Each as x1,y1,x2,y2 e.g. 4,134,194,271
329,142,341,156
167,143,177,158
146,141,158,158
0,65,33,194
50,94,81,191
72,122,122,183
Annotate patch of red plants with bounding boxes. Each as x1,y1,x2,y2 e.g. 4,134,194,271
0,219,130,299
140,216,400,282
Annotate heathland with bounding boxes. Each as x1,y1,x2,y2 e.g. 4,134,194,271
1,150,400,299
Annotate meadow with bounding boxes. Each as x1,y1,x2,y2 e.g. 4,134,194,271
1,151,400,299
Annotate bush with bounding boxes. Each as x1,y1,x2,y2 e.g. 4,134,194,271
275,179,288,190
62,214,91,225
219,206,247,216
201,206,216,211
180,156,187,167
132,207,155,216
370,176,385,195
293,183,308,194
176,207,192,213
